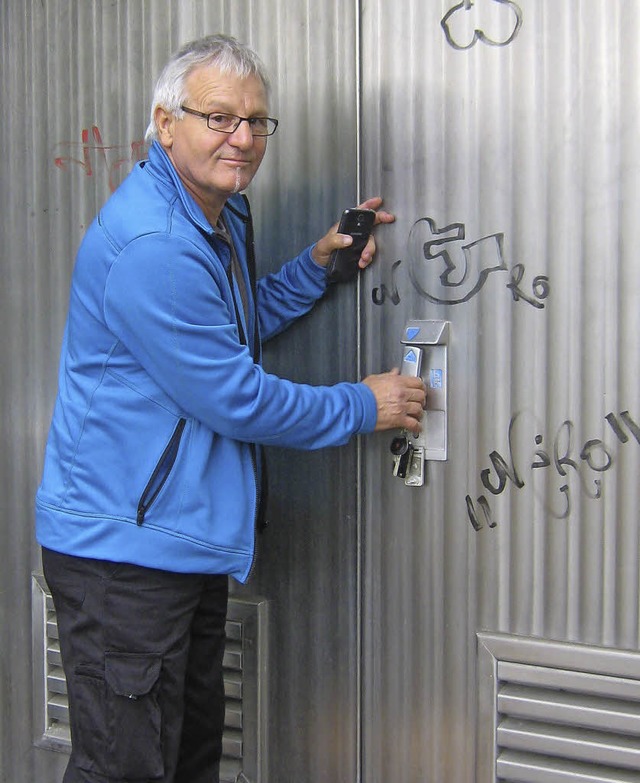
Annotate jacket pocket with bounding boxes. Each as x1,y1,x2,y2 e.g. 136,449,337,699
136,418,186,525
104,652,164,780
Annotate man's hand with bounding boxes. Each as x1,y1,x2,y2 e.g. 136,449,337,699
362,369,426,435
311,196,395,269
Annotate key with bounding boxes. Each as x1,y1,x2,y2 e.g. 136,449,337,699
390,435,413,479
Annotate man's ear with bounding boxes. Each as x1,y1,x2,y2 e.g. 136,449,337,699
154,106,175,148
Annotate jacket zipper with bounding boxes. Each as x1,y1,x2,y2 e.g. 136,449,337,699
217,197,265,581
136,418,187,525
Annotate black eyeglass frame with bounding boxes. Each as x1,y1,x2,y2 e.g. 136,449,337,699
179,105,279,137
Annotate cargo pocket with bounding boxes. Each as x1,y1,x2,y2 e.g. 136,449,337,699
69,665,108,774
104,652,164,780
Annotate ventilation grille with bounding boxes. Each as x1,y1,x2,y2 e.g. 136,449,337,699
32,574,267,783
478,633,640,783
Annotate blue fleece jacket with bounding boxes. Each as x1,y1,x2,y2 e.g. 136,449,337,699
35,141,377,582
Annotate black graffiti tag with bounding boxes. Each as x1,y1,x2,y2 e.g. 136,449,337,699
466,410,639,531
372,216,549,309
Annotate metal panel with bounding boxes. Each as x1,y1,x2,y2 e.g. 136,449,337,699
479,634,640,780
2,1,359,781
496,754,640,783
360,1,640,781
6,0,640,782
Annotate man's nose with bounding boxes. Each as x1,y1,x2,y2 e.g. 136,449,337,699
228,119,255,147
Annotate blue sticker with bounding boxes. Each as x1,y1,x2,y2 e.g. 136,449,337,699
404,349,419,364
430,369,443,388
406,327,421,341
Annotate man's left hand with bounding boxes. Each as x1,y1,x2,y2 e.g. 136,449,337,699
311,197,395,269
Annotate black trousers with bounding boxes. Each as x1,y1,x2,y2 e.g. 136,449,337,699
42,547,229,783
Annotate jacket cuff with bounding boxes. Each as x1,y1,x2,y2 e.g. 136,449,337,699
302,244,330,284
355,382,379,433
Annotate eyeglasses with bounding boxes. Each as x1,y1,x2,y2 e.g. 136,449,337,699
180,106,278,137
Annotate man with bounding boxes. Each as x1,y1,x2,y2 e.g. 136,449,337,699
36,34,425,783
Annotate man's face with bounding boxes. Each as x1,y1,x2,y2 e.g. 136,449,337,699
157,65,269,219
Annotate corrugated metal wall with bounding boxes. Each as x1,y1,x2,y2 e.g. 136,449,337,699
3,0,640,781
1,2,360,782
360,1,640,780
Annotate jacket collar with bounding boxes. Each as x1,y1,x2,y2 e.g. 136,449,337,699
146,141,221,235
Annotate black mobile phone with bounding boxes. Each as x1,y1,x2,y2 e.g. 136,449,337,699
326,208,376,283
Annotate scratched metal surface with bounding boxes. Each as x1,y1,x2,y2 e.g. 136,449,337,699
5,1,640,782
1,2,360,782
360,1,640,781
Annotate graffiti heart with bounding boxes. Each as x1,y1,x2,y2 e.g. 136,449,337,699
441,0,523,50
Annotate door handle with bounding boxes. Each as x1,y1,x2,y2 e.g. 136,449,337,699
390,320,450,486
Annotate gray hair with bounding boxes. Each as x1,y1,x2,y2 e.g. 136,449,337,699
144,33,271,142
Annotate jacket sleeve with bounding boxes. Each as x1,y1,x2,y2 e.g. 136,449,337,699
255,245,328,341
103,232,378,448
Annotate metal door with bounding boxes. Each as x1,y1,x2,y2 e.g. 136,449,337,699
2,2,360,781
360,1,640,781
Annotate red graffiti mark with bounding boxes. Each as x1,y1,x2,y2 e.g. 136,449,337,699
54,126,147,193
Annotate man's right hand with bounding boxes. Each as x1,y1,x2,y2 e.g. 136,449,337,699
362,369,427,435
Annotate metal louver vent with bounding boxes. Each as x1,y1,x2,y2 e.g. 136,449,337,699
477,633,640,783
32,574,267,783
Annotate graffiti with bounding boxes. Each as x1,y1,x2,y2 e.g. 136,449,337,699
466,410,640,531
372,259,402,306
371,217,549,308
411,219,506,304
506,263,550,309
441,0,523,50
53,126,147,193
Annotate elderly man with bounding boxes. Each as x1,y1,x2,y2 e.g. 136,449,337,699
36,33,425,783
